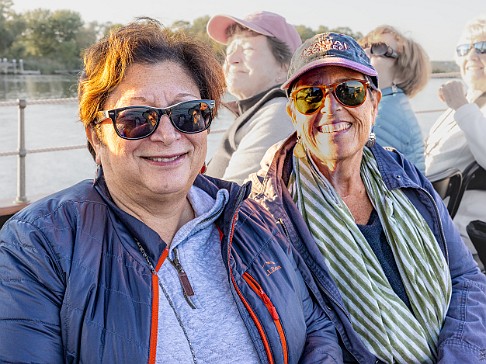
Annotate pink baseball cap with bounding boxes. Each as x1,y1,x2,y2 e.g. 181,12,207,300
206,11,302,54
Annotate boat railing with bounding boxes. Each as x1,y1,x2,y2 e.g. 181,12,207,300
0,97,446,216
0,98,229,212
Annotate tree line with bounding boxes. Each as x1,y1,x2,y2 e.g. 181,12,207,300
0,0,363,74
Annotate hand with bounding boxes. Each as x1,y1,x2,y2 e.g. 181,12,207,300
438,80,469,110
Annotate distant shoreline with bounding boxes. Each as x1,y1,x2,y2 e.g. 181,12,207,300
431,72,460,78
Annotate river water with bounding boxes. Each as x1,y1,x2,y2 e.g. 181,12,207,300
0,74,451,205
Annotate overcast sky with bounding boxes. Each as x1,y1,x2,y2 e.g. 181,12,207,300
11,0,486,61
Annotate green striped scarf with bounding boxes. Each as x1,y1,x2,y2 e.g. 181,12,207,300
291,147,451,363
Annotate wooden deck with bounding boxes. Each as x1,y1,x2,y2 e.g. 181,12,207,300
0,202,29,228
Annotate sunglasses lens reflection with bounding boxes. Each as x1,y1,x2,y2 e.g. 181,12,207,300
475,41,486,54
115,108,157,139
295,87,324,115
112,100,213,140
456,44,470,56
456,41,486,56
171,102,212,134
371,43,388,56
335,80,367,106
294,80,368,115
370,42,397,59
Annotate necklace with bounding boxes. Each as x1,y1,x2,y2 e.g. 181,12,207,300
134,237,198,363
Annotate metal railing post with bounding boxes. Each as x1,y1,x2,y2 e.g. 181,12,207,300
15,99,28,204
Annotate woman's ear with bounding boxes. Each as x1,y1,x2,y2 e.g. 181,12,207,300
371,89,382,119
276,64,288,84
86,125,102,165
286,100,297,125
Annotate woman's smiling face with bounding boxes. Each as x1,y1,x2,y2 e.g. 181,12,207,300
287,65,381,171
455,34,486,93
87,61,207,205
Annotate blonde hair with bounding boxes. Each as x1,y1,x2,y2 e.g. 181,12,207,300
360,25,431,97
460,15,486,41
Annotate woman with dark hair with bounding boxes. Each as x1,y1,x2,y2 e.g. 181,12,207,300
0,19,341,364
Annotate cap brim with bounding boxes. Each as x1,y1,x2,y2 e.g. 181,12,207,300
282,58,378,90
207,14,273,45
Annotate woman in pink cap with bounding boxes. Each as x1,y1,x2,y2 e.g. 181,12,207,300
205,11,302,184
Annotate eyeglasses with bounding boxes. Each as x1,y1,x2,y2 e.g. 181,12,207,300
95,99,215,140
291,79,370,115
456,41,486,57
367,42,398,59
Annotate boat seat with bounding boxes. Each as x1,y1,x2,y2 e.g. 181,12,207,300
0,203,29,229
467,220,486,270
429,168,463,219
460,161,486,269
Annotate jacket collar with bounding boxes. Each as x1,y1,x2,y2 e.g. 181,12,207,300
92,168,251,268
260,135,419,196
381,85,404,97
93,168,167,266
224,85,281,116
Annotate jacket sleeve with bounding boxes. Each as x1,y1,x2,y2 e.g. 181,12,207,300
0,218,65,363
454,102,486,169
279,238,342,364
407,159,486,363
388,151,486,362
436,194,486,364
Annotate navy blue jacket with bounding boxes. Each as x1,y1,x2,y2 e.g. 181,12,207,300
0,171,342,363
249,134,486,363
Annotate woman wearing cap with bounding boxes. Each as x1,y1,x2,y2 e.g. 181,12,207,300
249,32,486,363
359,25,431,173
426,16,486,271
205,11,301,184
0,20,343,363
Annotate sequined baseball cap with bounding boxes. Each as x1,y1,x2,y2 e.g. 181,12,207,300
282,32,378,92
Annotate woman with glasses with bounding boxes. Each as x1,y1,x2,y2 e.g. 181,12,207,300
0,19,342,363
249,32,486,363
359,25,431,173
426,16,486,271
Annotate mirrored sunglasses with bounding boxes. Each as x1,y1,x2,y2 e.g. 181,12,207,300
95,99,215,140
291,79,370,115
368,42,399,59
456,41,486,57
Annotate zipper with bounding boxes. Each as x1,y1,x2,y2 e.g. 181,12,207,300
134,237,168,364
225,188,275,364
168,248,197,309
243,272,288,364
229,271,274,364
276,218,290,241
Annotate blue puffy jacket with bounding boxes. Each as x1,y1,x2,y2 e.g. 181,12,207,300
249,134,486,363
0,171,342,364
374,86,425,173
